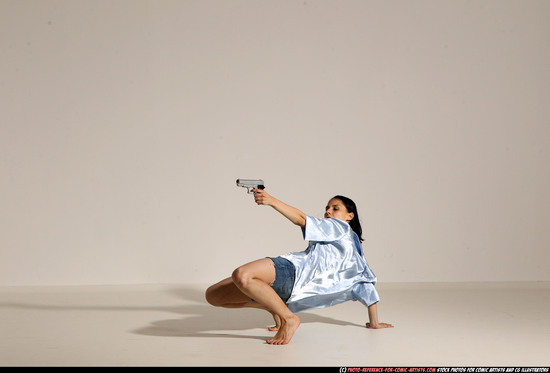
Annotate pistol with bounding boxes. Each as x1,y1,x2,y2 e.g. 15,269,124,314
236,179,265,194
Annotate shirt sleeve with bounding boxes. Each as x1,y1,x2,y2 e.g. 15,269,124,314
302,216,351,243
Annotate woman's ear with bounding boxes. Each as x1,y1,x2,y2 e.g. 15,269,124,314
347,212,355,223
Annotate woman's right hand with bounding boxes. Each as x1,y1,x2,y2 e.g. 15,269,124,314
252,189,274,206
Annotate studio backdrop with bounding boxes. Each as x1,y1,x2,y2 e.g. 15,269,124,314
1,0,549,286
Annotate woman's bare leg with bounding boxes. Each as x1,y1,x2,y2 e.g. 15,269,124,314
205,277,252,308
231,258,300,345
268,314,281,331
205,258,300,345
205,276,280,329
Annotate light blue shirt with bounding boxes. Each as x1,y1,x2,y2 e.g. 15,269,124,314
281,216,380,313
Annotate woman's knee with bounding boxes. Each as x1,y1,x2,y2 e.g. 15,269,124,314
231,266,250,289
232,259,275,289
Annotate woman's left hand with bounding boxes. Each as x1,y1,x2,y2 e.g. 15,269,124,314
366,322,394,329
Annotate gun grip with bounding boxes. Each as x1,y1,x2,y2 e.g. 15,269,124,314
247,185,265,194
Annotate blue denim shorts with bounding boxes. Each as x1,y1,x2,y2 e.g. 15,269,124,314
269,256,296,303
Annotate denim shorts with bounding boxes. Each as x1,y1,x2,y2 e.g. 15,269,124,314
269,256,296,303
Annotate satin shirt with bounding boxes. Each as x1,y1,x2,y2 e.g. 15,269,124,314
281,216,380,313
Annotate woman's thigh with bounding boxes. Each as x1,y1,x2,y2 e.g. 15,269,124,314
206,258,275,306
205,277,250,306
233,257,276,285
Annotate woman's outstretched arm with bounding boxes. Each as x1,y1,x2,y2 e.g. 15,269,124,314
252,189,306,227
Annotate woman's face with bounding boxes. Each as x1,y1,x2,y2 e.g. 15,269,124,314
324,198,354,223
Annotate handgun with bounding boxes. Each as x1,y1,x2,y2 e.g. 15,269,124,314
236,179,265,194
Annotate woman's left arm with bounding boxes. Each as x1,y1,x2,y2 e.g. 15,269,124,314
252,189,306,227
366,302,394,329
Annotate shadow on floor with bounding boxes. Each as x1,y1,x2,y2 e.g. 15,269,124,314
133,285,366,341
0,284,365,342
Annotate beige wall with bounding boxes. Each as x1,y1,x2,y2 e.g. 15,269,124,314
1,0,549,286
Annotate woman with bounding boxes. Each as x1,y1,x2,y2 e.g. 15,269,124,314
205,189,393,345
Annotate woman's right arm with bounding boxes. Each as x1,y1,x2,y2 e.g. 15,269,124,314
252,189,306,227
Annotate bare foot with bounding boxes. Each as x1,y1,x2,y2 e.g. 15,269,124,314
266,314,300,345
268,314,281,331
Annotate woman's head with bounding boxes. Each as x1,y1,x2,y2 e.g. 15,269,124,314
324,195,364,242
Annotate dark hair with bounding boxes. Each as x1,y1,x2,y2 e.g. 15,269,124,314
332,195,364,243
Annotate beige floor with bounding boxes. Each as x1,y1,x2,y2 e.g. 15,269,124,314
0,282,549,367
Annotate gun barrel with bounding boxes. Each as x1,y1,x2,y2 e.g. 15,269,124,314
236,179,265,189
236,178,264,185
